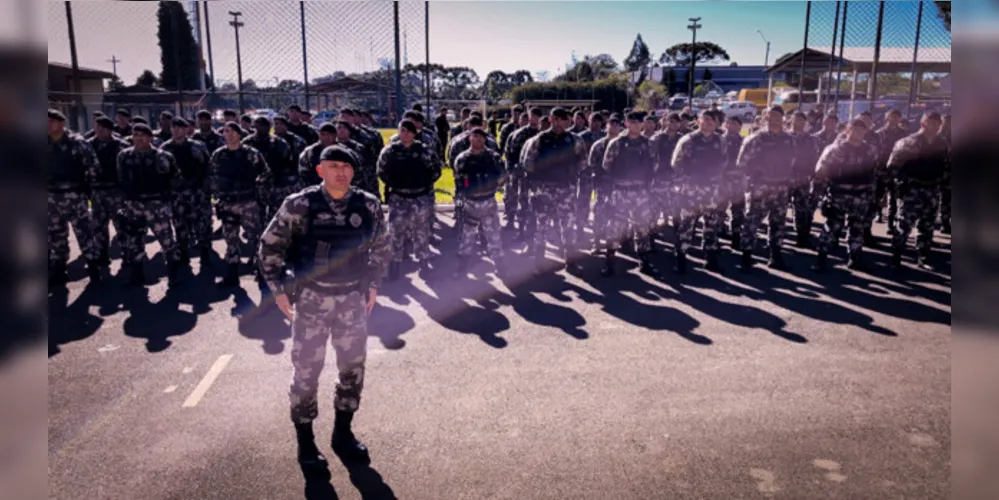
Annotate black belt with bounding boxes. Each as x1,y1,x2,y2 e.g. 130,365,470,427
126,194,169,202
303,278,362,293
613,181,647,189
390,187,430,197
274,176,300,187
49,185,86,194
217,191,256,202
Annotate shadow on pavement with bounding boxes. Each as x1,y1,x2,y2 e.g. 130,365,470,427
343,462,397,500
121,287,198,352
397,274,514,349
300,464,340,500
367,303,416,350
48,284,105,357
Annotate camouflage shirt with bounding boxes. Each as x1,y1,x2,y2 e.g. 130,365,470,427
736,129,797,184
650,130,683,183
874,125,910,169
242,134,295,182
814,139,878,191
521,129,587,183
298,141,333,187
447,130,500,169
390,129,441,156
258,186,391,294
671,130,727,182
276,131,308,163
208,144,271,196
587,135,614,182
115,146,182,198
49,131,99,192
505,125,540,171
160,138,212,188
286,122,319,146
602,134,655,184
376,141,442,190
812,129,839,151
498,120,521,153
577,129,607,159
887,131,950,186
721,132,744,174
790,130,822,180
453,149,506,198
192,129,226,155
87,135,131,189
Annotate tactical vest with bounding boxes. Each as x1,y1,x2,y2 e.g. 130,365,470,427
90,138,125,188
899,138,948,185
214,148,258,198
120,151,172,201
384,144,433,196
162,140,207,188
827,143,875,188
292,188,374,285
613,138,654,184
460,152,501,199
49,138,86,192
529,132,577,185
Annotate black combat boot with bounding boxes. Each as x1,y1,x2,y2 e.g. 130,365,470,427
600,249,616,277
129,262,146,286
387,261,401,282
847,248,865,271
638,253,660,278
813,250,828,272
199,245,213,262
646,235,658,253
673,248,687,275
221,263,239,286
167,260,182,286
621,238,635,256
891,247,903,269
942,222,951,235
794,232,808,249
767,247,787,270
49,263,69,287
863,228,876,247
454,256,469,278
99,247,111,267
740,250,754,273
294,422,327,466
705,250,722,274
86,260,103,283
331,410,370,463
917,247,934,271
419,259,433,277
731,233,742,252
178,246,191,264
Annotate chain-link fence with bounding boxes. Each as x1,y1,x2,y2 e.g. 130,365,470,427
798,0,951,122
47,1,430,131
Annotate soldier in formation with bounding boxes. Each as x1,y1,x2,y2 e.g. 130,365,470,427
160,117,213,264
575,112,606,244
789,111,822,249
649,113,684,246
299,123,339,188
258,144,390,466
872,109,909,233
670,112,727,273
244,116,295,225
87,116,131,269
588,114,623,253
452,128,508,277
503,108,543,239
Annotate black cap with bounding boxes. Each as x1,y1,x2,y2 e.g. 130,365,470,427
319,145,358,168
549,107,570,120
48,109,67,122
467,116,484,128
132,117,148,124
625,111,644,122
172,118,189,127
318,123,337,134
287,105,303,113
115,109,131,118
399,119,418,134
469,128,488,138
132,124,153,135
95,116,115,129
253,115,271,126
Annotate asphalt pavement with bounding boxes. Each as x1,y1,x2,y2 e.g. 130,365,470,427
48,213,951,500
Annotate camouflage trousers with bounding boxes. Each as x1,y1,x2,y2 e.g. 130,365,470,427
48,191,98,266
741,184,791,251
171,188,213,251
790,181,817,235
457,196,504,260
575,174,594,233
289,286,368,423
264,183,302,227
216,199,262,264
592,184,614,248
503,170,529,226
892,184,940,254
529,184,577,257
818,190,871,254
649,186,673,235
90,189,125,258
678,184,724,253
355,168,380,203
939,182,951,229
120,198,180,265
388,193,434,262
606,188,652,253
871,173,898,227
722,173,748,236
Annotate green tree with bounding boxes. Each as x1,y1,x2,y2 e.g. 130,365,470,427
136,69,160,87
107,74,125,91
703,68,714,81
157,1,201,90
934,1,950,31
636,80,667,111
659,41,731,66
624,34,651,72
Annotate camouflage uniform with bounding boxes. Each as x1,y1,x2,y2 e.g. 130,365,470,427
257,185,390,423
503,124,541,232
602,134,655,253
790,130,822,243
575,128,606,236
813,139,878,267
208,145,272,266
521,130,586,261
671,131,727,266
286,121,319,147
498,119,520,155
193,129,226,155
116,146,183,267
354,126,385,200
453,149,506,262
872,125,909,230
276,131,308,166
588,134,615,247
243,133,296,225
298,141,330,188
448,130,500,232
888,131,950,264
721,132,746,246
87,134,131,263
737,130,797,267
160,138,213,255
377,141,441,265
392,128,442,156
650,130,683,239
48,132,100,271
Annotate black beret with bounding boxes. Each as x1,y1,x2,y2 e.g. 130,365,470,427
48,109,66,122
625,111,644,122
318,123,336,134
467,116,484,128
172,118,189,127
528,107,543,117
95,116,115,129
334,120,355,133
287,104,303,113
411,103,423,112
607,116,622,126
589,112,604,122
160,110,174,119
223,109,238,117
223,121,243,133
273,115,289,125
253,115,271,126
549,107,570,120
240,114,252,122
469,128,488,138
132,117,148,124
403,110,425,123
399,119,418,134
196,110,212,119
115,109,131,117
512,105,524,113
319,145,358,168
132,124,153,135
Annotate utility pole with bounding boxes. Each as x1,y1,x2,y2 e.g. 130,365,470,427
799,1,812,110
228,11,245,113
756,30,771,67
107,55,121,79
687,17,702,98
203,2,216,92
300,1,309,112
393,2,403,119
425,1,430,111
65,1,84,130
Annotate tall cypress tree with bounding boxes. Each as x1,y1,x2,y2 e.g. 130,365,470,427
157,1,201,90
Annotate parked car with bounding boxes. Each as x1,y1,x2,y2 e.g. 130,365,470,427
720,100,758,122
312,110,339,126
251,108,278,120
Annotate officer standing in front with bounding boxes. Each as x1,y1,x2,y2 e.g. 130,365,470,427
670,112,727,274
88,116,131,269
244,116,295,225
737,105,797,271
48,109,102,284
116,124,184,285
600,111,659,277
453,128,508,277
377,119,442,280
209,122,272,285
888,111,950,270
521,108,587,274
160,117,213,264
258,144,391,466
812,118,879,272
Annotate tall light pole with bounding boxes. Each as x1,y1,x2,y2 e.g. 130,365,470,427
687,17,702,98
228,11,245,113
756,29,771,67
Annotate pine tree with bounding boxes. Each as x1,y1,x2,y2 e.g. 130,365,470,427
624,34,651,72
157,1,201,90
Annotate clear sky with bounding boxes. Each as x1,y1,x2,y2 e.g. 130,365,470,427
46,1,952,87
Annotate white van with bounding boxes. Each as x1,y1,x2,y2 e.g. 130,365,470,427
721,101,758,122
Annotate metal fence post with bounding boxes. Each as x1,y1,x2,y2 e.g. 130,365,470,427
393,1,403,118
907,0,924,116
204,2,215,92
300,1,309,111
869,0,885,110
826,1,841,104
798,1,811,109
425,1,430,111
64,1,85,131
834,1,849,110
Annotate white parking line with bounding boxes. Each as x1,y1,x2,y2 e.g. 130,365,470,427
182,354,233,408
164,385,178,393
